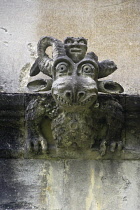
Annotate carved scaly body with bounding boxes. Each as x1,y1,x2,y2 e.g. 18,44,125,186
51,110,94,149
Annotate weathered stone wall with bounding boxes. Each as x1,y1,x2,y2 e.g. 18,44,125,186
0,159,140,210
0,0,140,93
0,1,140,209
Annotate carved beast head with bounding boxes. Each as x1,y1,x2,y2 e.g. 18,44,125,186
51,55,98,109
28,36,124,109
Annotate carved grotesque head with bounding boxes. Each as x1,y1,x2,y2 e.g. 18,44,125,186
28,36,124,111
64,37,87,63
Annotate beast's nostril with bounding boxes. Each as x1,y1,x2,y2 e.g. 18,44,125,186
65,91,72,99
78,91,85,98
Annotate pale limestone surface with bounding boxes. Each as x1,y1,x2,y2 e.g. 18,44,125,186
0,0,140,93
0,159,140,210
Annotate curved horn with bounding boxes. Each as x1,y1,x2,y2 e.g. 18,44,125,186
37,36,66,76
37,36,66,59
97,80,124,94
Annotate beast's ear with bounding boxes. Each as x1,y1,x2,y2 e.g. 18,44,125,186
97,80,124,94
27,79,52,92
98,60,117,78
27,72,52,92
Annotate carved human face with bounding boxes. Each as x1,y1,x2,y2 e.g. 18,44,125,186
51,58,98,110
64,37,87,63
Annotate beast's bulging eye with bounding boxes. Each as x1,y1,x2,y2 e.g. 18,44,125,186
56,62,68,73
82,64,94,74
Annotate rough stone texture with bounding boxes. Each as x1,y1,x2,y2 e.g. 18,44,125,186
0,93,25,158
0,93,140,160
0,0,140,94
0,159,140,210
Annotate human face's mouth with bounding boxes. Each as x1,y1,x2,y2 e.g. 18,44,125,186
70,48,82,54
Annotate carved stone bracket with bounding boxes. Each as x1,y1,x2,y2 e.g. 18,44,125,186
25,36,125,157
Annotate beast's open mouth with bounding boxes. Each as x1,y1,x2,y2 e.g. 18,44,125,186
54,95,97,107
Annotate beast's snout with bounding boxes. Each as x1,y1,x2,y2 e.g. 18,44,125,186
64,90,85,102
52,75,98,109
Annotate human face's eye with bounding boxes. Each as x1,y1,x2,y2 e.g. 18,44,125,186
78,39,87,44
65,39,73,44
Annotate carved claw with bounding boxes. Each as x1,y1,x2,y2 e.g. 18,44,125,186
25,139,38,154
110,141,123,152
25,138,48,155
33,140,39,154
117,141,123,151
99,140,123,156
110,142,117,152
40,139,48,154
100,140,107,156
25,139,32,154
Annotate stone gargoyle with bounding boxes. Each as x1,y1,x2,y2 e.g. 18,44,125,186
25,36,124,156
